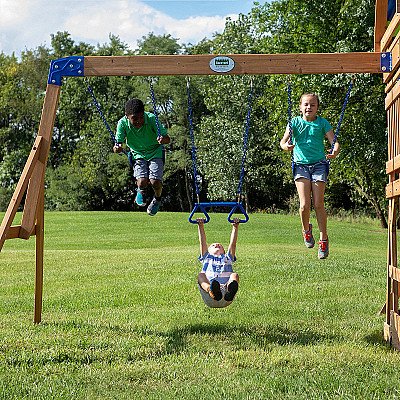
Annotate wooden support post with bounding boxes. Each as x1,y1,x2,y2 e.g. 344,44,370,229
387,200,396,323
375,0,389,52
34,184,45,324
391,311,400,348
20,84,60,239
30,84,60,324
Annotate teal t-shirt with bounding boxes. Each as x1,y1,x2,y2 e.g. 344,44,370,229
291,116,332,164
116,112,168,161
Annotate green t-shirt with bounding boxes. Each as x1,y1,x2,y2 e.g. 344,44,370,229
291,116,332,164
116,112,168,161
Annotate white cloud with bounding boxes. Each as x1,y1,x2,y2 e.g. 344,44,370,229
63,1,153,45
0,0,238,56
167,14,236,43
63,1,233,48
0,0,37,27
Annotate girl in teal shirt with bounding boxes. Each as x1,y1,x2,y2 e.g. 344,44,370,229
280,93,340,259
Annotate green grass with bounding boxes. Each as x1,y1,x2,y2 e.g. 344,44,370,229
0,211,398,399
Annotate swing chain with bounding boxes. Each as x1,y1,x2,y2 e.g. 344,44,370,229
186,77,201,201
330,77,354,154
149,78,162,139
87,83,118,145
287,77,293,146
237,76,255,200
186,76,254,214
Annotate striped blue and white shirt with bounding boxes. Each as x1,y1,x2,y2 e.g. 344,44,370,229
199,252,236,284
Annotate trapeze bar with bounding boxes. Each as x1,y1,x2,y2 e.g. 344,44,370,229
188,202,249,224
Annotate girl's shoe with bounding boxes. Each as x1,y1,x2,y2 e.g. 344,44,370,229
318,238,329,259
303,224,315,248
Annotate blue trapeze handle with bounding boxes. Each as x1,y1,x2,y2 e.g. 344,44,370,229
188,202,249,224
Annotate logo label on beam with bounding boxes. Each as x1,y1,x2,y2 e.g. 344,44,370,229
209,56,235,73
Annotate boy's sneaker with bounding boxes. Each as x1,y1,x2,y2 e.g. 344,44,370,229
318,238,329,259
147,198,160,216
135,190,146,207
209,280,222,301
303,224,315,248
224,280,238,302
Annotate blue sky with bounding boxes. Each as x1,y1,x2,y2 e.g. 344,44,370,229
141,1,255,18
0,0,257,57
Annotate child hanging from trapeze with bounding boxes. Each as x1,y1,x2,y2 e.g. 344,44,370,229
196,217,240,308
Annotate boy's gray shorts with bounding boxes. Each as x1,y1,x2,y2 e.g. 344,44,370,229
133,158,164,181
293,160,328,183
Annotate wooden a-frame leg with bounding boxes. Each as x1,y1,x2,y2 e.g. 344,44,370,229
34,184,45,324
21,84,60,240
32,84,60,324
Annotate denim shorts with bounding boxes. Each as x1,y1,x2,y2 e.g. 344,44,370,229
133,158,164,181
293,160,328,183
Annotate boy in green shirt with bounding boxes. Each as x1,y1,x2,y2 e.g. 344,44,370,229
114,98,170,216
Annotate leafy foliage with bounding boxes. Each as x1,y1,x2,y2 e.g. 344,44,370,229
0,1,388,224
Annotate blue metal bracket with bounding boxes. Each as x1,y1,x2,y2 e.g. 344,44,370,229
47,56,84,86
188,201,249,224
380,52,392,73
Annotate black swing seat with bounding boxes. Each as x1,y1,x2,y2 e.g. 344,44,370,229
188,201,249,224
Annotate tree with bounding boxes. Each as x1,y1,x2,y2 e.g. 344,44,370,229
136,33,182,55
188,11,294,210
0,47,52,209
45,34,137,210
0,2,388,219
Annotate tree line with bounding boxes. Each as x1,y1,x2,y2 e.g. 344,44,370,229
0,0,388,226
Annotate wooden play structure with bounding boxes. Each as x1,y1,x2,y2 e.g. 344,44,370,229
0,0,399,347
381,0,400,349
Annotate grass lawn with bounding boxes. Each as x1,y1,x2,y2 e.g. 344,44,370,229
0,211,398,399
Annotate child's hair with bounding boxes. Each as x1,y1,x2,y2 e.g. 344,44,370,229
299,93,320,107
125,98,145,115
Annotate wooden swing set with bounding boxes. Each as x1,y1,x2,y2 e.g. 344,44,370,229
0,0,399,348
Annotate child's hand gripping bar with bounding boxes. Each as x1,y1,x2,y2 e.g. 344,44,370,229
188,202,249,224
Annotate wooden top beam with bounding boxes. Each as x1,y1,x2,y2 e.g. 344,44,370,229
84,53,382,76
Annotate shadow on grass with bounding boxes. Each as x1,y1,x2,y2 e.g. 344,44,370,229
9,319,393,368
364,329,390,347
40,320,343,356
162,323,342,354
1,320,349,367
